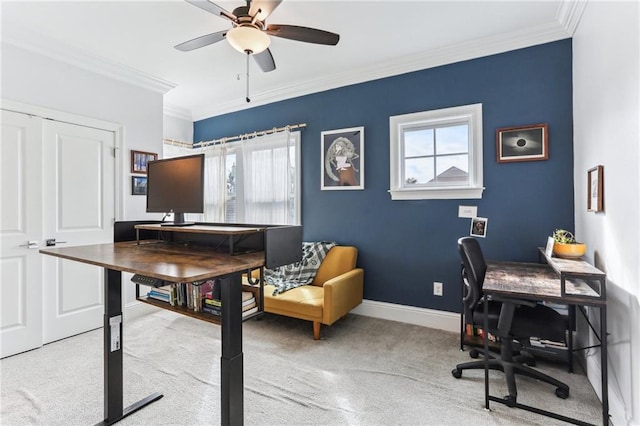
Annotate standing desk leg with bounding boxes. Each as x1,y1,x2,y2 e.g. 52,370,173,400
220,273,243,426
99,268,162,426
600,305,609,426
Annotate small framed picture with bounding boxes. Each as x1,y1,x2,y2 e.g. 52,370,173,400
131,176,148,195
470,217,488,238
321,126,364,190
545,236,555,258
131,150,157,174
587,165,604,212
496,123,549,163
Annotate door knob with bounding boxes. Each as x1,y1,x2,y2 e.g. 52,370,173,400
19,241,39,249
45,239,68,247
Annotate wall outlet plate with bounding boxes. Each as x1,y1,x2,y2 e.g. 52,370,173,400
433,281,443,296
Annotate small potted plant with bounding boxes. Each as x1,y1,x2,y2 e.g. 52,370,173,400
552,229,586,259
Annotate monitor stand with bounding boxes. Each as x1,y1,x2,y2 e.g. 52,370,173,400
160,213,194,227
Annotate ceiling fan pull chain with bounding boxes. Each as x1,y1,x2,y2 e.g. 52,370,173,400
246,52,251,103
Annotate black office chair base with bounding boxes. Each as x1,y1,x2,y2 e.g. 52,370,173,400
452,357,570,401
498,385,569,409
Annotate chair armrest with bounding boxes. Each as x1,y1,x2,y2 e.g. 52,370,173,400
322,268,364,325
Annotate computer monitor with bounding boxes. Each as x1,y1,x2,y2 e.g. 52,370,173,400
146,153,205,226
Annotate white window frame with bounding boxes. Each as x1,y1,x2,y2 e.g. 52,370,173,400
389,103,484,200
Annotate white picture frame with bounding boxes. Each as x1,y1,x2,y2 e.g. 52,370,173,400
545,236,555,258
470,217,488,238
321,126,364,190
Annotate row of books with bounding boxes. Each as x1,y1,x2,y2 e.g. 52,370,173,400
465,324,497,342
146,280,259,318
465,324,567,348
201,290,258,318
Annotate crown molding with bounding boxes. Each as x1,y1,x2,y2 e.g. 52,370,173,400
192,18,572,121
163,103,193,121
557,0,588,36
2,26,176,95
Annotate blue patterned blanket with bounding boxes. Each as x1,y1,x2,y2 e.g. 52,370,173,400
264,241,336,296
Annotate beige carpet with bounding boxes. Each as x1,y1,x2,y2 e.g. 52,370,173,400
1,309,603,425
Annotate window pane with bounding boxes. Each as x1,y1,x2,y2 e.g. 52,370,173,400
226,153,236,222
435,154,469,183
404,128,433,157
404,157,434,185
435,124,468,155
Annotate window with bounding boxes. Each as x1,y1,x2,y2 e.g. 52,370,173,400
163,130,301,225
389,103,484,200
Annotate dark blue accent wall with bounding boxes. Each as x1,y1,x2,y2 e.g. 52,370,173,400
195,39,574,313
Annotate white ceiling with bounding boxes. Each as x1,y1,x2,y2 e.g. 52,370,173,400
1,1,581,121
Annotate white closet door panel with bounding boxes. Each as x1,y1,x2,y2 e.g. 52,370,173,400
42,120,115,343
0,110,43,358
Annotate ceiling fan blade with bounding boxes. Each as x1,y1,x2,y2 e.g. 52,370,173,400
265,24,339,45
253,48,276,72
185,0,236,21
248,0,282,22
174,30,227,51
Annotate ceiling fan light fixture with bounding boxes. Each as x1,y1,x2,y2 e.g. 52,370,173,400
226,26,270,54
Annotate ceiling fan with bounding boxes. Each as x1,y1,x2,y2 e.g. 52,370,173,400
175,0,340,73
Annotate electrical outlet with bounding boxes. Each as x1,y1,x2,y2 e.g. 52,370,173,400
433,281,443,296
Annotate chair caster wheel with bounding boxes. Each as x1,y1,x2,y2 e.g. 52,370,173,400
469,349,480,359
555,387,569,399
503,395,517,407
452,368,462,379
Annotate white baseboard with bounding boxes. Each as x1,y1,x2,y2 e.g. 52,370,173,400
351,299,460,333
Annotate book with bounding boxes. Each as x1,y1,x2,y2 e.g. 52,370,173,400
202,304,221,316
147,290,170,303
242,301,257,312
242,306,258,318
204,298,222,307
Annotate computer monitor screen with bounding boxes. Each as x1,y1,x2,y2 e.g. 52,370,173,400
146,154,205,226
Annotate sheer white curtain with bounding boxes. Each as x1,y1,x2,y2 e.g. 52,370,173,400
239,130,293,224
163,142,226,223
198,143,227,222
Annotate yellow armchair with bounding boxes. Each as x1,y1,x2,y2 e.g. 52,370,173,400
262,245,364,340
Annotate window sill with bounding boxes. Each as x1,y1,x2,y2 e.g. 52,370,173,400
389,186,484,200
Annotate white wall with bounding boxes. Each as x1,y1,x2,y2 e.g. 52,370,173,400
163,113,193,145
1,42,168,311
1,43,165,221
573,2,640,424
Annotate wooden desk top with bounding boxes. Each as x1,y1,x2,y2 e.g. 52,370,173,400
40,241,265,282
134,223,266,235
538,248,606,278
484,261,605,306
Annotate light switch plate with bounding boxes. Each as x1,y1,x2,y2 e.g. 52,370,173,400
458,205,477,218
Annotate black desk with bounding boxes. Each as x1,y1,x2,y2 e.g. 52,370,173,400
483,260,607,426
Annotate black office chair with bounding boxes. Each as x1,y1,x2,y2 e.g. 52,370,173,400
452,237,569,406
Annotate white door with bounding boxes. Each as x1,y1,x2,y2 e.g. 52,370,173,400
41,120,116,343
0,111,43,358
